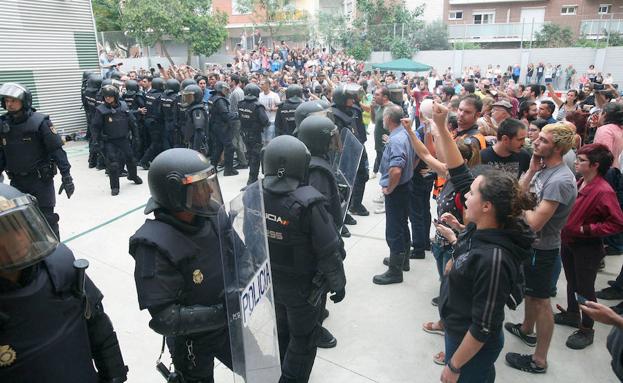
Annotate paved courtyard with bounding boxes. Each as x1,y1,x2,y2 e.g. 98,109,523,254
52,139,621,382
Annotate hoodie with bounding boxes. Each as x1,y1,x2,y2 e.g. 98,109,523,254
439,221,535,343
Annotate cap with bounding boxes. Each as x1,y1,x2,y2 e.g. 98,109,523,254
492,100,513,112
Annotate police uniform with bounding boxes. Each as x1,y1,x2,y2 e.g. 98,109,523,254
122,85,146,159
160,89,180,150
139,86,164,167
185,103,209,155
238,98,269,184
84,77,105,168
207,93,236,174
274,98,300,136
0,110,72,238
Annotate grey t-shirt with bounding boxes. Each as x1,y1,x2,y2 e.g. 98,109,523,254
529,162,577,250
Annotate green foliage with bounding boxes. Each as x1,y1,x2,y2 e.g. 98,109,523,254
121,0,228,64
92,0,123,32
235,0,306,42
390,38,415,59
534,24,573,48
347,41,373,61
452,42,481,50
415,21,450,51
312,12,348,49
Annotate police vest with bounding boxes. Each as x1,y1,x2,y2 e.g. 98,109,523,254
263,186,326,283
0,112,53,174
122,92,143,110
144,90,162,120
309,156,342,228
208,96,229,129
84,89,100,117
350,105,367,144
183,104,208,144
238,100,264,135
129,216,226,310
276,100,299,136
160,92,178,129
0,244,101,383
96,102,131,140
332,106,356,133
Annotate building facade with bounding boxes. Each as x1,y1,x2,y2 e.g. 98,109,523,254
443,0,623,44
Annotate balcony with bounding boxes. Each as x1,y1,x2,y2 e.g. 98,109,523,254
447,22,545,43
580,19,623,38
449,0,546,4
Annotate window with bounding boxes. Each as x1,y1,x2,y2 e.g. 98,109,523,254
473,12,495,24
599,4,612,14
561,6,577,15
449,10,463,20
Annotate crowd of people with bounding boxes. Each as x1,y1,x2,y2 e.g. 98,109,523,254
2,38,623,383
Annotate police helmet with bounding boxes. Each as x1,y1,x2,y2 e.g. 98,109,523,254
101,79,113,89
285,84,304,103
110,71,123,81
151,77,166,91
215,81,230,96
82,71,93,82
387,83,404,105
125,80,140,96
101,85,120,103
345,83,364,102
297,115,340,157
166,79,181,93
294,100,333,129
261,135,310,194
332,86,355,108
243,83,261,101
181,78,197,89
0,83,33,111
145,148,223,216
180,84,203,108
0,183,59,271
87,75,103,91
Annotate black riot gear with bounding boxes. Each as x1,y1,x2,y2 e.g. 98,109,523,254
238,95,270,184
275,85,303,137
110,71,123,81
0,83,33,111
296,115,340,157
294,100,332,130
208,91,237,175
261,135,310,194
151,77,166,91
243,83,261,101
181,78,197,89
166,79,181,93
215,81,230,96
87,75,103,92
332,86,354,108
387,83,404,105
101,79,113,88
101,85,120,103
145,148,223,216
180,84,203,108
285,84,304,103
125,80,140,96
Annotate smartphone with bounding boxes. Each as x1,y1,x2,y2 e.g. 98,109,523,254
157,63,163,69
575,293,588,305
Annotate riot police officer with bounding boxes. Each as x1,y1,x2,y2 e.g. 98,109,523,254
90,85,143,196
138,77,165,170
0,183,128,383
0,83,74,239
161,79,180,149
238,83,269,185
177,79,198,148
84,74,105,169
129,148,233,383
262,135,346,383
122,79,147,159
208,81,238,176
388,82,409,116
180,84,209,155
293,99,333,131
275,84,303,136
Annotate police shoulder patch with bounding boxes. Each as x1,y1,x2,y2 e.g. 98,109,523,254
0,345,16,367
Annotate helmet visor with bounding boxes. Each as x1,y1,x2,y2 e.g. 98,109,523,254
180,90,196,108
0,83,27,101
329,125,342,152
182,167,224,216
0,195,58,271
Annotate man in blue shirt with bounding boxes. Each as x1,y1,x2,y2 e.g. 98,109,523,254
373,104,416,285
538,100,557,124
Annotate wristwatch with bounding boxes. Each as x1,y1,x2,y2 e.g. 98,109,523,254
448,359,461,374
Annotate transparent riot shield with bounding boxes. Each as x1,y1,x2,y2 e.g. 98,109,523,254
219,181,281,383
334,128,364,226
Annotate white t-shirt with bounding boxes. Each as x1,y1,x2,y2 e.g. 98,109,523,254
259,91,281,123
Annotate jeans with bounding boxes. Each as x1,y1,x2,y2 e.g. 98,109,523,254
445,331,503,383
432,242,453,279
409,175,434,252
551,252,562,295
385,181,412,255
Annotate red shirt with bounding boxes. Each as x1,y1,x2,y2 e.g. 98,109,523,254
412,90,431,115
561,175,623,244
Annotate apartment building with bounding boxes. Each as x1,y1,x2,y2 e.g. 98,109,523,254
443,0,623,45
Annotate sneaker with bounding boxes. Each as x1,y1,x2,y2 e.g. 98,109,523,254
374,206,385,214
431,297,439,307
553,309,580,328
344,214,357,226
505,353,547,374
597,286,623,300
373,194,384,204
504,322,537,347
566,329,594,350
349,204,370,216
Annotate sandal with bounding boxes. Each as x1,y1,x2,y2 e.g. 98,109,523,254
433,351,446,366
422,321,445,336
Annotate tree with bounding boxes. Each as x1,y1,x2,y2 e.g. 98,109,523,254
311,11,348,50
390,38,415,59
534,24,573,48
92,0,123,32
121,0,228,65
415,21,450,51
235,0,306,44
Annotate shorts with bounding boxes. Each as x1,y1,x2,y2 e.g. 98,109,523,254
523,248,559,299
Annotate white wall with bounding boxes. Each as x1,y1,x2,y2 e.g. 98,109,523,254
406,0,443,22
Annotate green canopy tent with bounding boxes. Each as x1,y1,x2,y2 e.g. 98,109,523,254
371,58,432,72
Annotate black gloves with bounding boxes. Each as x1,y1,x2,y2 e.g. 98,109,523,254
330,288,346,303
58,175,75,198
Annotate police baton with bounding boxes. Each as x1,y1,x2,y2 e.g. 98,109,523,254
73,259,89,298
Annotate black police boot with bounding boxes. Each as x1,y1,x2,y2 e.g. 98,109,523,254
138,161,150,170
341,226,351,238
373,253,404,285
349,204,370,216
344,214,357,226
383,254,410,271
111,188,120,196
224,168,239,176
410,248,426,259
316,326,337,349
128,175,143,184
